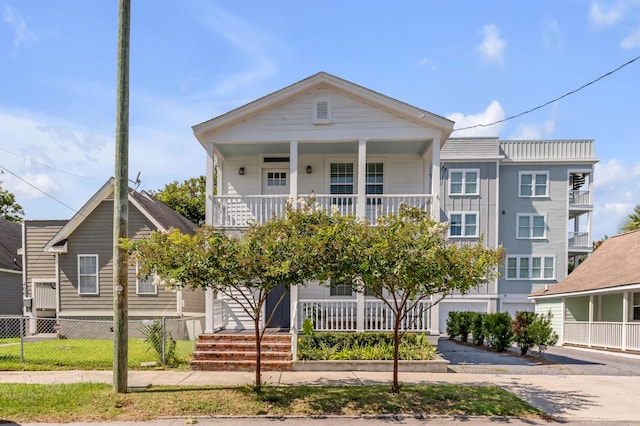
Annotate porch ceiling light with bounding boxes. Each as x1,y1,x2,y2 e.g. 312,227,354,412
306,165,312,174
238,167,245,175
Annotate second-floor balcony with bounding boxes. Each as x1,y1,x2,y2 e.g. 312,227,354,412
212,194,433,228
568,231,591,252
569,190,591,207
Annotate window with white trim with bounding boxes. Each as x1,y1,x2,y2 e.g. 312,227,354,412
517,214,546,239
449,169,479,195
136,262,157,295
330,162,354,206
519,171,549,197
366,162,383,205
313,96,332,124
633,293,640,321
506,255,555,280
330,282,353,297
449,212,478,237
78,254,99,295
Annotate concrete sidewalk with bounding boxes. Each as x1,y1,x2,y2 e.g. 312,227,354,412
1,369,639,422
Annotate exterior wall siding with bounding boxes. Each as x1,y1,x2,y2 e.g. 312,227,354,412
24,221,66,298
182,288,206,314
58,200,179,315
535,298,563,342
0,271,22,315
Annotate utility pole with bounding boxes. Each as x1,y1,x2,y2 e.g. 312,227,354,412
113,0,130,394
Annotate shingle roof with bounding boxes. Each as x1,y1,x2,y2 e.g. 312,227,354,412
129,190,197,235
530,230,640,298
0,218,21,271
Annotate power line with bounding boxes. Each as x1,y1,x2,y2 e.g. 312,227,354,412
0,164,80,215
452,54,640,133
0,147,98,180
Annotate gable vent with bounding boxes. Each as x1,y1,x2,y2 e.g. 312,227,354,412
313,96,332,124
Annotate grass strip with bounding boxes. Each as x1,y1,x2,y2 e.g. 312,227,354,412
0,383,545,423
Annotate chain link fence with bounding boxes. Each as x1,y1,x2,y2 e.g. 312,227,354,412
0,315,205,369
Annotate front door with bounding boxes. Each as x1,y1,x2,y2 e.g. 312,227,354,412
262,169,289,195
265,284,290,329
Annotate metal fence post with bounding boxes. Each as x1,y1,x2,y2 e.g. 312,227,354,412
161,317,166,366
20,316,24,362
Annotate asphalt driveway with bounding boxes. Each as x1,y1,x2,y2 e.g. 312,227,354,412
438,337,640,376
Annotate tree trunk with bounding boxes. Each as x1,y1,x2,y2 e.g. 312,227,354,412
254,317,262,390
392,314,401,393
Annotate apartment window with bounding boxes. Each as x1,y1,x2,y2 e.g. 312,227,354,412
517,214,546,239
78,254,99,295
449,169,479,195
633,293,640,321
136,262,157,295
330,282,353,297
366,162,383,204
313,96,332,124
519,171,549,197
506,255,555,280
449,212,478,237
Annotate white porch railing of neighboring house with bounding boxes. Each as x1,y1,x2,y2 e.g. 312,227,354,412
212,194,433,228
568,232,590,249
569,190,591,206
211,299,225,331
33,283,56,310
564,321,640,352
298,299,432,333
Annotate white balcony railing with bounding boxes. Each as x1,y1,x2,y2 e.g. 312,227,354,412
212,194,432,228
298,299,432,332
564,321,640,351
568,232,590,248
569,190,591,206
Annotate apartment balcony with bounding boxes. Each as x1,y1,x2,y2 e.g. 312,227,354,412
568,231,591,254
212,194,433,228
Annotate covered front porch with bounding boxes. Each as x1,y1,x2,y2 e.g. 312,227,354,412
562,291,640,352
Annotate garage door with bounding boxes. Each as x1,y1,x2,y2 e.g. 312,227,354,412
438,302,487,334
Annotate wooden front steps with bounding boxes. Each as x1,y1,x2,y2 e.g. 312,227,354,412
190,332,292,371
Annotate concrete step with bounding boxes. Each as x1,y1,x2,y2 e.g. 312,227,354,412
190,359,292,371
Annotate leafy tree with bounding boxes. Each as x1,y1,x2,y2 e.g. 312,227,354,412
0,171,24,222
339,206,503,393
528,312,559,357
512,311,536,356
619,205,640,234
152,176,206,224
125,200,344,389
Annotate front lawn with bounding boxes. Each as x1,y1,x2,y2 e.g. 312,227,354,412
0,338,193,370
0,382,546,422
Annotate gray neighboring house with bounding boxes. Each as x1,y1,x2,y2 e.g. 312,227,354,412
22,178,205,335
192,72,598,336
530,230,640,352
0,218,22,315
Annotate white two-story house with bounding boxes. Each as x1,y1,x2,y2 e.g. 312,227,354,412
192,72,597,335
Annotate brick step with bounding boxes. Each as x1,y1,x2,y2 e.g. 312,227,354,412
197,334,291,343
192,350,291,362
195,341,291,351
190,359,292,372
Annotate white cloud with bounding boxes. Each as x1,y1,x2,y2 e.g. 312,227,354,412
477,24,506,66
591,159,640,238
620,26,640,48
2,6,37,47
589,2,625,27
447,100,505,137
417,57,437,71
543,17,563,49
509,118,556,139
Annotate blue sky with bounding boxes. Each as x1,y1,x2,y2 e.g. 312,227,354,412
1,1,639,240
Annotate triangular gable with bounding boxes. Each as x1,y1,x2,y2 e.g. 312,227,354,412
44,178,195,252
192,72,454,145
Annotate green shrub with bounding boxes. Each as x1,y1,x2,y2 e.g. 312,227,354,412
139,321,178,366
512,311,536,356
470,312,486,346
528,312,559,357
483,312,513,352
446,312,460,339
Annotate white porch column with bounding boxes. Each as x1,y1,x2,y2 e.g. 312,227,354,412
205,288,214,333
431,137,441,220
290,141,298,204
205,142,215,226
588,295,594,347
623,291,629,351
290,284,299,331
356,291,365,332
357,139,367,219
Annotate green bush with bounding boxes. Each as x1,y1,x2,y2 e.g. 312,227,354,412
528,312,559,357
483,312,513,352
512,311,536,356
446,312,460,339
297,331,439,361
470,312,486,346
139,321,178,367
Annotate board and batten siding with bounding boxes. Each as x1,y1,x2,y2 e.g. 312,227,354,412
535,298,563,343
0,271,22,315
57,200,179,315
206,86,441,144
24,220,66,298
